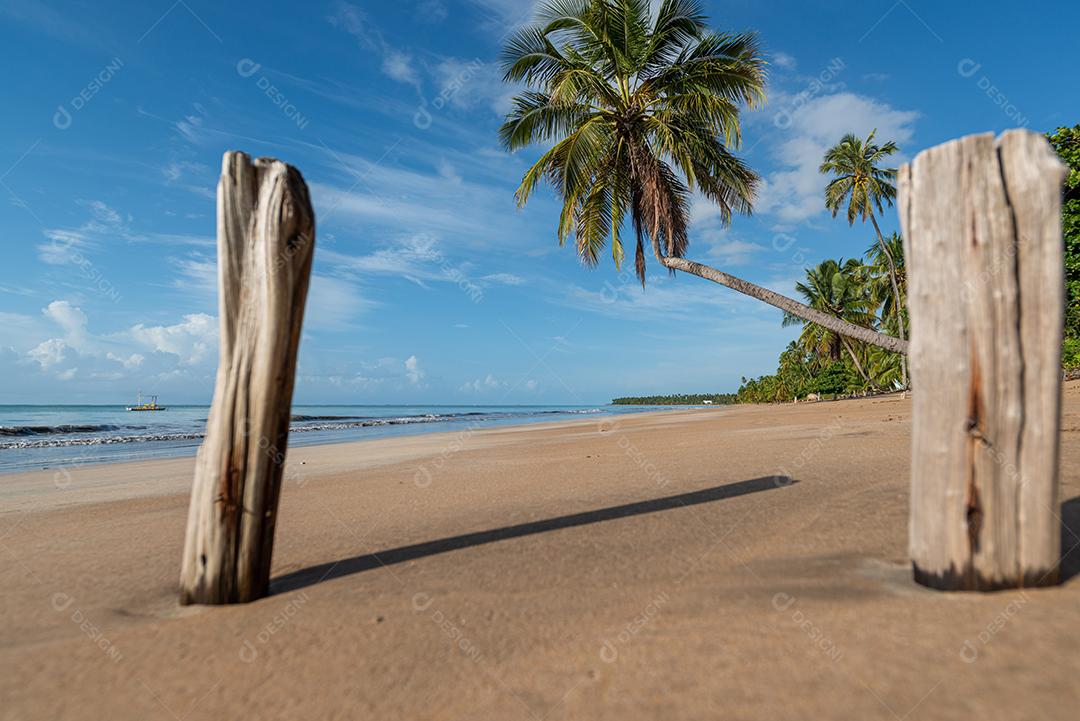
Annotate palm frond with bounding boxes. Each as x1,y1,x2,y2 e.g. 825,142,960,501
501,0,764,287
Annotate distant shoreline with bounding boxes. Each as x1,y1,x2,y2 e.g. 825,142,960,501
611,394,736,405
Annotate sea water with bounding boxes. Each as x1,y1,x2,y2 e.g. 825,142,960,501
0,404,668,473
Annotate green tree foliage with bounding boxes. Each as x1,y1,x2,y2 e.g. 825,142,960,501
736,240,907,403
1047,126,1080,346
499,0,764,283
821,130,908,385
1064,338,1080,370
611,393,737,405
498,1,903,354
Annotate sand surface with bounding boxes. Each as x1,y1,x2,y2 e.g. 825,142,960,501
3,387,1080,720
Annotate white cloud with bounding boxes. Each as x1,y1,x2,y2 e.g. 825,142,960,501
168,254,373,330
703,237,767,266
173,103,211,144
2,300,223,395
328,2,421,90
27,338,68,369
559,273,762,323
312,182,465,233
755,92,918,226
382,50,420,88
38,229,91,265
305,275,376,330
81,199,122,225
129,314,217,365
437,157,462,185
482,272,524,286
430,58,515,116
43,300,89,349
688,191,728,228
322,234,439,279
404,355,425,385
772,51,797,70
326,1,378,49
36,198,204,274
37,200,124,265
308,143,532,247
170,254,218,296
321,234,486,293
107,352,144,369
162,160,210,183
299,354,428,390
461,373,503,392
461,0,535,28
417,0,448,22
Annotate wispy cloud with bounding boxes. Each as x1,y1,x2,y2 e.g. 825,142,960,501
327,1,422,91
702,236,768,266
772,51,798,70
482,272,525,286
460,373,503,392
305,275,378,330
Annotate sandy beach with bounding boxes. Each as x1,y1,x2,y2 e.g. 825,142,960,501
3,386,1080,720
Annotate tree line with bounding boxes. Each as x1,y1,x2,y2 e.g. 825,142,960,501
612,394,737,405
1052,126,1080,370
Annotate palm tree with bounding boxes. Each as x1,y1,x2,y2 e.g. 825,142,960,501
776,340,813,397
820,130,908,383
866,344,903,388
862,232,906,338
499,0,906,355
783,258,879,387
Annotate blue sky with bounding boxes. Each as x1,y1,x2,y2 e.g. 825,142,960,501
0,0,1075,405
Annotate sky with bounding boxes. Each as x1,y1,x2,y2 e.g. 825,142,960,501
0,0,1076,405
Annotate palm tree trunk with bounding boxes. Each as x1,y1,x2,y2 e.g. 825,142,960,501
868,214,908,386
840,336,874,387
659,255,909,355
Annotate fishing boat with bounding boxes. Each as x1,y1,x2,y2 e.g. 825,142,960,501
126,391,167,412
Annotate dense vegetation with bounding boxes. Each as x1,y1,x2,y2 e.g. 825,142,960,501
1049,126,1080,369
736,237,906,403
612,394,737,405
739,124,1080,402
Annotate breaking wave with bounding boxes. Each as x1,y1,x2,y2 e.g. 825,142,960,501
0,408,604,450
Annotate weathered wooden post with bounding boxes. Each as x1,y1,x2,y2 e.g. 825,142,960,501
179,152,315,604
900,129,1067,590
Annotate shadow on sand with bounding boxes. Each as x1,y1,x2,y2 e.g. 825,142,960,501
271,475,797,594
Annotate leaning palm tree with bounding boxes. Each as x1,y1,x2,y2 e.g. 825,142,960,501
821,131,908,382
783,258,880,387
499,0,906,355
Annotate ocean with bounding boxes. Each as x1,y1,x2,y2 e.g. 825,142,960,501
0,403,668,474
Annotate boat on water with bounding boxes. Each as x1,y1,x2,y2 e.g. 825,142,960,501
126,391,167,412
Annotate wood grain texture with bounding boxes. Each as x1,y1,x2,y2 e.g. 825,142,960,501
179,152,315,605
900,130,1066,590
